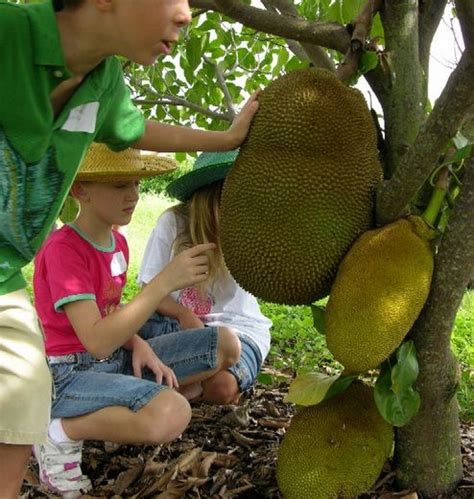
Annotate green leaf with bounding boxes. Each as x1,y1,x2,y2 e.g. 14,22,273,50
182,63,195,85
452,144,472,161
324,373,358,401
300,0,320,21
197,19,218,32
453,131,469,149
222,53,237,72
186,36,203,70
374,341,421,427
59,196,80,224
164,70,177,87
326,0,364,24
175,152,187,162
359,51,379,74
391,340,419,393
257,372,273,385
285,371,356,406
310,304,326,335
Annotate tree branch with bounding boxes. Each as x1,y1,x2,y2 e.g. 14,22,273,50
376,49,474,224
435,152,474,298
379,0,424,180
133,96,229,122
363,65,391,113
190,0,351,53
203,57,236,121
418,0,447,72
260,0,308,62
262,0,335,71
455,0,474,51
337,0,383,80
396,156,472,496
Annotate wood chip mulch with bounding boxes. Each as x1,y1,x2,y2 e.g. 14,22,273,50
22,368,473,498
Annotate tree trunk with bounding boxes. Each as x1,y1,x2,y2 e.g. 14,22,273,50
395,156,474,496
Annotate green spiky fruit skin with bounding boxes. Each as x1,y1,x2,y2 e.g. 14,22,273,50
220,68,382,305
326,216,435,373
277,383,393,499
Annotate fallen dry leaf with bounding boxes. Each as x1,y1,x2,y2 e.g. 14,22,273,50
20,368,473,499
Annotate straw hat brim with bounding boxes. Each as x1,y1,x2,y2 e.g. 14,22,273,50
166,163,233,201
77,157,177,182
76,144,177,182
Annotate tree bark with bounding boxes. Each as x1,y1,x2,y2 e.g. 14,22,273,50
376,49,474,225
191,0,351,53
380,0,423,179
395,155,474,496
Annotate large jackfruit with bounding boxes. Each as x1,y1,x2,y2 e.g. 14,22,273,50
220,68,382,305
277,383,393,499
326,215,435,373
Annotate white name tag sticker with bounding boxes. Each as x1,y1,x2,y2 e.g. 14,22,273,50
61,102,99,133
110,251,127,277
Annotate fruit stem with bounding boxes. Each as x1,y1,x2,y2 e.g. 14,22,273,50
422,168,450,227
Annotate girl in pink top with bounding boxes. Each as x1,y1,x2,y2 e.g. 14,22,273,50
33,144,241,497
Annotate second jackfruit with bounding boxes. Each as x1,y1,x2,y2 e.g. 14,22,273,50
326,215,435,373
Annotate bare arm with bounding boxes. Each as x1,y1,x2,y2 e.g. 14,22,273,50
64,243,215,359
156,295,204,330
122,334,179,388
132,92,259,152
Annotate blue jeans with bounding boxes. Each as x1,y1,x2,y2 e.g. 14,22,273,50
140,313,262,392
50,318,218,418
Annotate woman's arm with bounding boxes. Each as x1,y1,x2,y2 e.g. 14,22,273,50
156,295,204,330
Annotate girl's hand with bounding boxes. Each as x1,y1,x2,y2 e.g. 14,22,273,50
131,336,178,388
226,91,260,147
159,243,216,292
178,308,205,330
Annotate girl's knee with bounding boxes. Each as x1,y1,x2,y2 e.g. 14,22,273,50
140,390,191,443
216,327,241,369
202,371,240,405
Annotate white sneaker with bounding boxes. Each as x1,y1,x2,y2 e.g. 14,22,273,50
33,436,92,498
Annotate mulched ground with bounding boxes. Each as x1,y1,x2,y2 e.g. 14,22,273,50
22,368,473,498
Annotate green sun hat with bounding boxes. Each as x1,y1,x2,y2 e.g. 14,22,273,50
166,150,239,201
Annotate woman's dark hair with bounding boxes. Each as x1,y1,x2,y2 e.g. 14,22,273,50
52,0,83,11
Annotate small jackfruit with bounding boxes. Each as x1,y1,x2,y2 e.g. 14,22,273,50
221,68,382,305
277,383,393,499
326,215,435,373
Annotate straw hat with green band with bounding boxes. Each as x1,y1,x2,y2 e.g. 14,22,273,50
166,150,239,201
77,143,177,182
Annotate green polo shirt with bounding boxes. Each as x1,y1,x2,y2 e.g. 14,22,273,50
0,0,146,295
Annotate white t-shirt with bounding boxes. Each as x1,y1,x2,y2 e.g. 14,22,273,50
138,210,272,360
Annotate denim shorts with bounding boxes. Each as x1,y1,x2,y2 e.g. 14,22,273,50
141,313,263,392
228,334,262,392
50,320,218,418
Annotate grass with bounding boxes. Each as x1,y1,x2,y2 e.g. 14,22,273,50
451,291,474,420
121,194,176,302
23,193,473,421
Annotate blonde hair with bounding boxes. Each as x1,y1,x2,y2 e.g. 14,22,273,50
170,181,229,295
